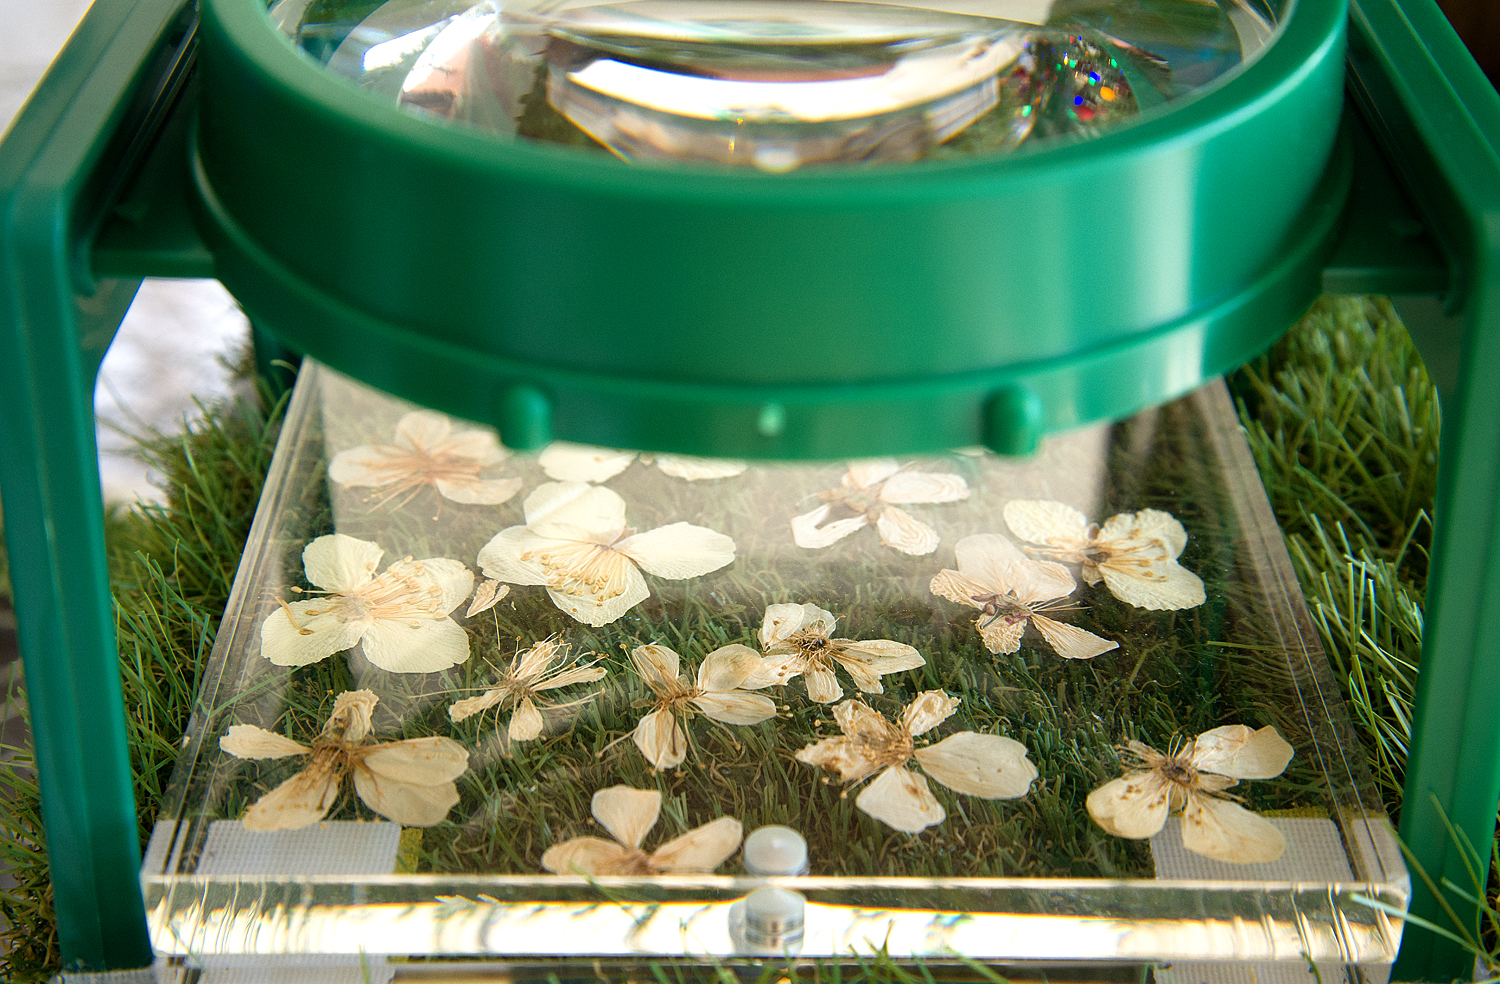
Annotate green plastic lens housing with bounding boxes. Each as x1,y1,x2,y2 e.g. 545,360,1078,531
193,0,1349,459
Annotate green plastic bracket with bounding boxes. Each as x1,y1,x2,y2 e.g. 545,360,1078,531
1345,1,1500,980
0,0,197,971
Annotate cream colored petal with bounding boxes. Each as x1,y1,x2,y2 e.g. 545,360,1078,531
538,443,637,483
243,765,341,831
803,663,844,703
856,766,946,833
360,736,470,784
327,445,392,487
1099,560,1206,611
633,707,688,769
360,616,470,673
879,471,970,505
443,428,508,466
448,688,505,723
696,644,764,691
260,601,366,667
1008,558,1078,606
615,522,737,579
302,533,383,592
522,481,628,537
545,564,650,626
651,816,743,872
542,837,632,875
791,505,868,549
392,410,453,450
794,735,882,782
977,616,1026,655
740,653,805,689
953,534,1028,588
901,690,960,736
844,459,902,489
630,644,682,691
692,690,778,726
535,664,609,691
410,557,475,615
836,640,925,693
654,455,747,480
353,767,460,826
509,697,545,741
1002,500,1091,547
759,602,836,647
328,689,380,741
436,476,524,506
1179,792,1287,863
929,569,990,610
1190,725,1294,780
1101,508,1188,560
220,725,309,760
1086,771,1173,839
513,638,564,681
875,506,939,556
1030,615,1118,661
476,527,555,586
466,580,510,617
591,785,662,849
832,699,896,742
915,732,1036,798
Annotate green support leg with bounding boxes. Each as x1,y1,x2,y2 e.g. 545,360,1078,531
0,0,198,970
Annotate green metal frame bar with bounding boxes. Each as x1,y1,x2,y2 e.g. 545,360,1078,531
0,0,196,970
1345,1,1500,980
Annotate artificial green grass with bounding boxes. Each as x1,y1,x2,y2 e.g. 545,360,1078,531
0,294,1480,979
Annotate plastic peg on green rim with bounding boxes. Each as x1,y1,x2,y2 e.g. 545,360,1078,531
497,382,552,450
757,403,788,440
982,385,1045,456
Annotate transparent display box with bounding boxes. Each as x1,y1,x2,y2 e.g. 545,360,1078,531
141,361,1408,966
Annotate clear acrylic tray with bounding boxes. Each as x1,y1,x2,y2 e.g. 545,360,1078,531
142,361,1407,965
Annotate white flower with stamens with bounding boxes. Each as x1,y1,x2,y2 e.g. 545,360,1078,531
930,533,1118,660
796,691,1036,833
539,442,748,483
542,785,742,875
448,637,607,741
477,482,736,626
629,643,777,770
329,410,522,512
745,602,925,703
261,534,474,672
1087,725,1294,863
219,689,469,831
792,459,969,556
1003,500,1206,610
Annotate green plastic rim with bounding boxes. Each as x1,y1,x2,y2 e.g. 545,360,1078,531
193,0,1349,457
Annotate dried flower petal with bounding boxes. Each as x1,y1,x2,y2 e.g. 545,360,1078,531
627,643,777,770
793,460,969,556
1086,726,1293,863
754,602,925,703
466,579,510,617
539,442,637,483
329,410,521,511
447,638,606,742
542,785,742,875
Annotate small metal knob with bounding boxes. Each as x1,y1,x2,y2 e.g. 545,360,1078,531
731,826,808,954
743,886,806,951
743,825,809,876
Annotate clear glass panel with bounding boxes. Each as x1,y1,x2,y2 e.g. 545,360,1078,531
267,0,1278,169
143,362,1406,962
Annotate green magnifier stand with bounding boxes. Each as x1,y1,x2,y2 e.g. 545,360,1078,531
0,0,1497,976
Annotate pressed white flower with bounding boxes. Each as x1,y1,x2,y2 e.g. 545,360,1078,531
539,442,748,483
448,637,607,741
745,602,925,702
628,643,777,769
1087,724,1294,863
220,689,469,831
930,533,1118,660
329,410,522,513
792,459,969,556
1003,500,1206,610
466,579,510,617
796,691,1036,833
477,482,736,626
261,533,474,673
542,785,742,875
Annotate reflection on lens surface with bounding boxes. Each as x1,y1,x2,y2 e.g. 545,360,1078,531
270,0,1275,169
